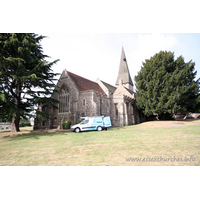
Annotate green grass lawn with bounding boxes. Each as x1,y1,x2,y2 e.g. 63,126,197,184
0,122,199,166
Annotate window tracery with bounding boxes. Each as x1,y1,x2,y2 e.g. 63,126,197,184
59,85,70,113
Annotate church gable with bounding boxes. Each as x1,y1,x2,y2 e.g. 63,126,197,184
96,78,116,96
114,85,136,99
60,69,68,79
68,71,105,94
57,69,79,100
101,80,116,94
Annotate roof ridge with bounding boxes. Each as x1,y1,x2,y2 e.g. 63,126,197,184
67,71,105,94
101,80,116,88
123,86,136,95
100,80,117,93
68,71,98,84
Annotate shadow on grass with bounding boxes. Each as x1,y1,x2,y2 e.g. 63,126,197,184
2,129,70,141
0,129,11,133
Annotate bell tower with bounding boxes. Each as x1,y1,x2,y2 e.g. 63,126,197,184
115,47,134,91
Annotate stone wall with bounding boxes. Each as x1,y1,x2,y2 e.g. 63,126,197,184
34,88,111,130
34,70,142,130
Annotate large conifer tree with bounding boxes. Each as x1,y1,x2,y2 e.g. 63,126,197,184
0,33,59,132
134,51,200,119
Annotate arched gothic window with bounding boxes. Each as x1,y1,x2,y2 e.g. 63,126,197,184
59,85,70,113
115,104,118,119
83,99,86,106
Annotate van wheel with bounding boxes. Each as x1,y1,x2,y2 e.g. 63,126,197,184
75,128,80,133
97,126,102,131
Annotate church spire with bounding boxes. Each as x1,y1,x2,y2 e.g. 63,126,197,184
115,47,133,91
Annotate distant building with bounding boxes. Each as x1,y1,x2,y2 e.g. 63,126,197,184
34,47,145,129
174,113,200,120
29,118,34,126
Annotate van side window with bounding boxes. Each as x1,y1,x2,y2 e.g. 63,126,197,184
81,120,89,125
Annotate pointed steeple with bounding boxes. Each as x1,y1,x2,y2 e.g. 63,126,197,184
115,47,133,91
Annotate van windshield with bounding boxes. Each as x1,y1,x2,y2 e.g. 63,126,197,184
80,120,89,125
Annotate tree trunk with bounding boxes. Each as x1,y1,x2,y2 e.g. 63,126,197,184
11,117,20,132
11,82,21,132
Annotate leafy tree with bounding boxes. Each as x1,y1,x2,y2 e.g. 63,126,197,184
19,117,32,127
0,33,60,132
134,51,200,120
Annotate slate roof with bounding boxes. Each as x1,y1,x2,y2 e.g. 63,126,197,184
124,87,137,98
101,80,117,93
68,71,105,94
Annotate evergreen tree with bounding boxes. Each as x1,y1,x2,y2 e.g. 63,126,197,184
134,51,200,120
0,33,60,132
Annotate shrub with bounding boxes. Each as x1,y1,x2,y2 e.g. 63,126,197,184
19,122,32,127
61,121,71,129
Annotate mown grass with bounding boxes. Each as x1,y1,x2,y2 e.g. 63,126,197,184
0,122,199,166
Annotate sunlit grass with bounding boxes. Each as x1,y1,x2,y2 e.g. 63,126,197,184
0,121,199,166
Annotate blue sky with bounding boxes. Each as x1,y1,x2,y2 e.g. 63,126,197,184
40,33,200,90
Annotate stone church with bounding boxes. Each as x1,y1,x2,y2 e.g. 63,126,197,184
34,47,145,129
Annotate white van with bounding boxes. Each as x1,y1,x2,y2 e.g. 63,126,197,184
71,116,112,133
